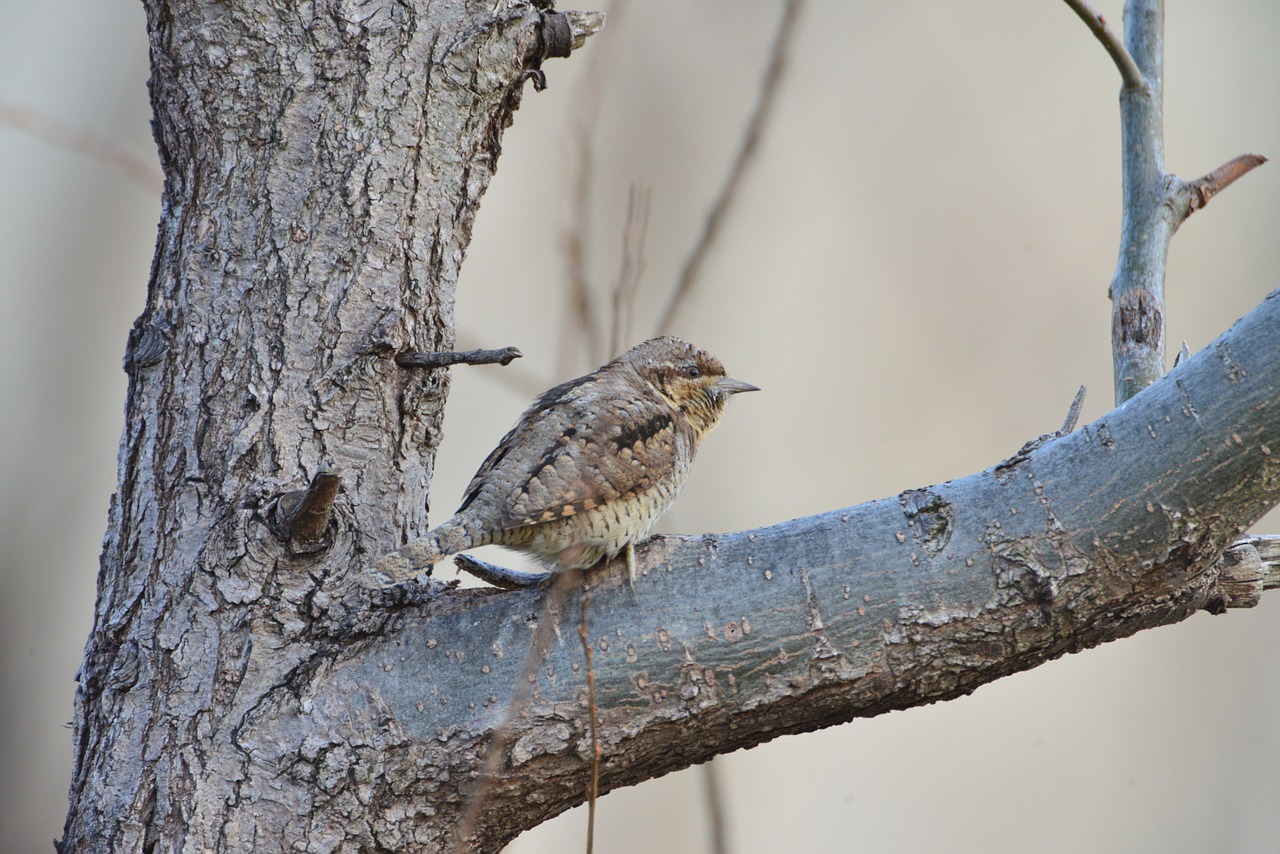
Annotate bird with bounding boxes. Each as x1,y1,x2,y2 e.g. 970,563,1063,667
362,336,758,588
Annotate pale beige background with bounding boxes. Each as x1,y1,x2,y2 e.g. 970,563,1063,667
3,2,1278,852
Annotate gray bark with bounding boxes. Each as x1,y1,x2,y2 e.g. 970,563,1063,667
62,1,601,850
1111,0,1170,403
61,1,1280,852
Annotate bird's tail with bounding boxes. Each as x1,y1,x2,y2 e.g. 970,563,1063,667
360,519,472,588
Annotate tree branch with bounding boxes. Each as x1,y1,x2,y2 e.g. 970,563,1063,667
304,289,1280,850
0,101,164,194
1105,1,1267,404
395,346,524,369
1061,0,1146,92
67,2,1276,852
1109,0,1169,404
654,0,802,334
1182,152,1268,214
273,469,342,546
608,182,651,357
558,0,626,372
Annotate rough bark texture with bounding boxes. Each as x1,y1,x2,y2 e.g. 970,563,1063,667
62,1,1280,852
62,1,600,851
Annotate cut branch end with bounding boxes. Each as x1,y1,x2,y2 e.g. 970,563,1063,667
274,470,342,545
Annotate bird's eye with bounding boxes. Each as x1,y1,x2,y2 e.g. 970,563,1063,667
683,364,701,379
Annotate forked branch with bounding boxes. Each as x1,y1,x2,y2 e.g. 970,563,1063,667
1061,0,1146,91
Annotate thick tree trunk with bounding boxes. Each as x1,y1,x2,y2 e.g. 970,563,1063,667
61,2,600,850
62,1,1280,852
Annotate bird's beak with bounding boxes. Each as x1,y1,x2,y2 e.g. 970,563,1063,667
715,377,761,395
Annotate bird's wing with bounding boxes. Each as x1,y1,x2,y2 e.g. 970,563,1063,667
456,378,688,530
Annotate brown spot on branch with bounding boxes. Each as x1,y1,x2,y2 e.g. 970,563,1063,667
1113,289,1163,347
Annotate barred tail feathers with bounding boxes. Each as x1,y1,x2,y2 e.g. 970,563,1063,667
360,518,472,588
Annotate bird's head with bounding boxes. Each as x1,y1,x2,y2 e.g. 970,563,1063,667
622,337,759,436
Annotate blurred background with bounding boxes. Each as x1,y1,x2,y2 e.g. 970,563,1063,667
3,1,1279,851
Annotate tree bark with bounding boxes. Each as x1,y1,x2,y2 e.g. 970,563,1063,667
62,1,1280,852
62,1,600,851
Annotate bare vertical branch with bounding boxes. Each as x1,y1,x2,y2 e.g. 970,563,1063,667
701,760,730,854
1101,1,1266,404
579,596,601,854
1108,0,1169,404
559,0,628,373
653,0,803,334
608,182,651,358
451,570,586,851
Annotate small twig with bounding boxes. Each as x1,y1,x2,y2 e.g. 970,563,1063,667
453,332,547,398
273,470,342,545
1185,153,1267,214
0,102,164,194
701,761,730,854
1060,385,1087,434
452,570,585,850
559,0,627,371
394,346,523,369
608,182,651,358
453,554,547,589
1173,340,1192,368
1061,0,1146,91
654,0,803,334
579,595,601,854
998,386,1091,469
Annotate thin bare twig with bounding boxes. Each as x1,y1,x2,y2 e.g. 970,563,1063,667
559,0,628,372
451,570,585,851
1185,153,1267,214
453,553,546,589
0,102,164,194
453,331,547,398
701,760,730,854
639,0,803,806
579,596,601,854
394,346,523,369
1061,0,1146,91
1060,386,1087,434
1173,340,1192,368
608,183,651,357
654,0,803,334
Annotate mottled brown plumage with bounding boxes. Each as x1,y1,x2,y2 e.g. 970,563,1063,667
363,337,758,587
